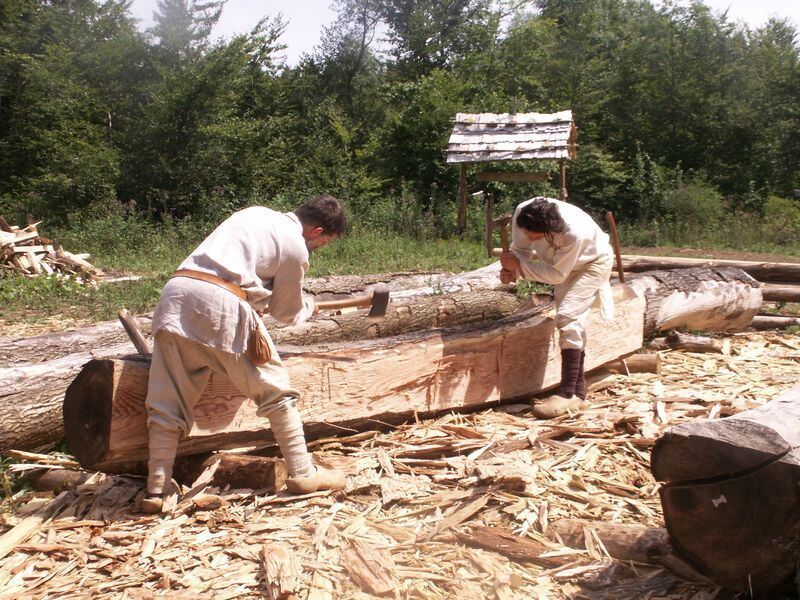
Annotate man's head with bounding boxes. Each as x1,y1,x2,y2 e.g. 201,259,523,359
516,198,565,242
295,194,348,251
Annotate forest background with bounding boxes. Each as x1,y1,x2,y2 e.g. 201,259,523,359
1,0,799,322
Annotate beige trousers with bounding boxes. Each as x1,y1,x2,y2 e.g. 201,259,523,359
145,330,312,494
554,254,614,350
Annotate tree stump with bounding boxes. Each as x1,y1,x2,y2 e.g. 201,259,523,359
651,384,800,593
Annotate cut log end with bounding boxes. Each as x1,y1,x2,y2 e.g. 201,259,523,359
63,359,115,468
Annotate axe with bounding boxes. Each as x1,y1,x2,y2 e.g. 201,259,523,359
314,286,390,322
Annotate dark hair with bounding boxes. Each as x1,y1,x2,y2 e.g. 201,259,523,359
295,194,348,236
516,198,566,234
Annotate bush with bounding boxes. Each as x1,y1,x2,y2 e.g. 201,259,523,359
762,196,800,246
661,182,726,244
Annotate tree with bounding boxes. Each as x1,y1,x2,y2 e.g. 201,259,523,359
149,0,226,58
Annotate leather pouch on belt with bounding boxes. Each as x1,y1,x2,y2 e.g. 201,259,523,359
247,322,272,365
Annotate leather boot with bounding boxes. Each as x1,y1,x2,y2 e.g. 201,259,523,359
285,465,346,495
533,348,583,419
574,351,587,401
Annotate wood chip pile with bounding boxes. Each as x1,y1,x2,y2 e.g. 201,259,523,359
0,217,103,279
2,331,799,599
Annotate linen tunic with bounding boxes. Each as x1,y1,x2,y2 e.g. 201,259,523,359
510,198,612,287
510,198,614,349
152,207,315,355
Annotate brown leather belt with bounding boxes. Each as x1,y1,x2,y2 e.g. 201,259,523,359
171,269,247,300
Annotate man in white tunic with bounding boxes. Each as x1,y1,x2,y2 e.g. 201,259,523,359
142,194,348,513
500,197,614,418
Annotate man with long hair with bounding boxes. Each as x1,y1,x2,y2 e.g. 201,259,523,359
500,197,614,418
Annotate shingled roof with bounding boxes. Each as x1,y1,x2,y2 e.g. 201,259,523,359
446,110,577,164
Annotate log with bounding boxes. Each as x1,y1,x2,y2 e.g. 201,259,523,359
761,283,800,303
0,265,504,367
62,285,646,472
648,331,725,353
549,519,711,582
0,343,136,453
0,319,149,368
651,384,800,593
550,519,670,564
271,289,534,345
749,315,800,330
603,353,661,374
23,453,286,494
626,267,761,336
621,254,800,283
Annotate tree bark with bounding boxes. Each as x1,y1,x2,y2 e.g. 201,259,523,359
761,283,800,303
651,384,800,594
626,267,761,336
749,315,800,330
648,331,725,353
603,353,661,374
61,284,645,472
622,255,800,283
0,321,148,368
271,289,533,345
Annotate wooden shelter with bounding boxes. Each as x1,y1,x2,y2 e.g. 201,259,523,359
446,110,578,233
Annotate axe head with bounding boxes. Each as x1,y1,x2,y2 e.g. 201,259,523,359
367,286,390,321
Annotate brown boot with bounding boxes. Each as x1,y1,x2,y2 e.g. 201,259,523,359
285,465,346,495
533,348,583,419
574,351,587,401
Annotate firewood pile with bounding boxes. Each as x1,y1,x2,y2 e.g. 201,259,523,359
2,330,799,598
0,217,104,279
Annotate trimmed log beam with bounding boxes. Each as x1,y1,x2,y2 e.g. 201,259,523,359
626,267,761,336
651,384,800,593
62,285,645,472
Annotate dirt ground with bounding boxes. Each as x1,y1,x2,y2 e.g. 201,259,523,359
2,329,799,598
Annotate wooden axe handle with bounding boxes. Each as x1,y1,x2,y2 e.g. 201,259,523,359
314,295,373,311
499,225,510,253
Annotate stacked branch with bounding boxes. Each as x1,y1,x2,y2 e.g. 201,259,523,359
0,217,104,278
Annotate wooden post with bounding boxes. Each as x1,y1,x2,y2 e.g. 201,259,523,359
458,164,468,235
605,212,625,283
559,159,567,200
485,192,494,258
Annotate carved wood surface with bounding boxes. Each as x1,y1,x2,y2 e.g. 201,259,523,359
63,285,645,471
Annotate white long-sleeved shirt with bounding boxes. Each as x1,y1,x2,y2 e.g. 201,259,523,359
152,207,315,354
510,198,613,285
